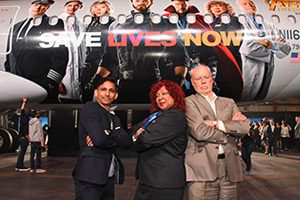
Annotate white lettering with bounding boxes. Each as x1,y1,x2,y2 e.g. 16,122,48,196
39,32,102,48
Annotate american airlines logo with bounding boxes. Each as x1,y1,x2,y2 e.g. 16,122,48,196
265,0,300,12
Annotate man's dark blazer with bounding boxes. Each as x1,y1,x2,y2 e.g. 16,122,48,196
73,101,133,185
133,108,187,188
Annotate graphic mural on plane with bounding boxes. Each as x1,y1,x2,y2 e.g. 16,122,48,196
0,0,299,104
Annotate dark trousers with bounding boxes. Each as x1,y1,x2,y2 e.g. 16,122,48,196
30,142,42,169
16,137,29,168
282,137,290,150
134,182,184,200
269,140,278,155
74,177,115,200
295,139,300,152
242,145,254,171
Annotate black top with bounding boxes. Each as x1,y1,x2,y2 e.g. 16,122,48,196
132,108,187,188
19,111,29,137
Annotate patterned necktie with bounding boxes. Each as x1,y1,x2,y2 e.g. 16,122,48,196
73,17,80,38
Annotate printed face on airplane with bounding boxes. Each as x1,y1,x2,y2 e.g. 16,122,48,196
64,1,82,15
237,0,257,15
131,0,153,12
210,3,227,17
172,0,189,15
92,3,109,16
29,3,50,17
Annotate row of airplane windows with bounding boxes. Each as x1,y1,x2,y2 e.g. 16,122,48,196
12,13,298,27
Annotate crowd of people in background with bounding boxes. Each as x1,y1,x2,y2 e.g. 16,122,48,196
239,116,300,175
249,118,300,155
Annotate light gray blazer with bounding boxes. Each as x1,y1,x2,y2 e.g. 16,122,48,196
239,15,291,99
185,94,250,183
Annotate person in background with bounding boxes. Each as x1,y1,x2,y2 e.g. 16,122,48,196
29,110,46,173
184,65,249,200
281,120,291,151
253,121,261,151
274,121,282,156
260,120,271,155
294,116,300,152
241,123,255,174
73,77,132,200
81,0,116,103
15,96,30,172
59,0,84,103
131,80,187,200
268,120,278,156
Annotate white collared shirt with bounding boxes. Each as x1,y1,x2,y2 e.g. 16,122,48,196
201,92,226,154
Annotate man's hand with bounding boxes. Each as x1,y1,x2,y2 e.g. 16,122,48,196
23,96,27,103
258,39,272,49
58,82,66,95
86,135,94,147
232,112,247,121
133,128,144,140
203,120,218,128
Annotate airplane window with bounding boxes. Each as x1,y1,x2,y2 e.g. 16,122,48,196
288,15,296,24
134,13,144,24
83,15,92,26
255,14,264,24
66,15,75,25
117,14,126,24
33,16,42,26
100,14,109,25
151,13,161,24
49,16,59,26
169,13,178,24
221,13,231,24
271,15,280,25
237,14,247,24
186,13,196,24
204,14,213,24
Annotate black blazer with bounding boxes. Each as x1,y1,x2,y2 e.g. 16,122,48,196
73,102,133,185
133,108,187,188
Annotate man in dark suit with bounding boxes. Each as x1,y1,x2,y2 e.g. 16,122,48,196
5,0,68,103
73,77,133,200
269,120,278,156
185,65,249,199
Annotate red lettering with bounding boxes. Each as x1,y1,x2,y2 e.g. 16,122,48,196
145,32,161,47
108,33,126,46
161,31,177,47
128,32,144,46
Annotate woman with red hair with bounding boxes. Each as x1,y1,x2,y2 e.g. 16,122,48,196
132,80,187,200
